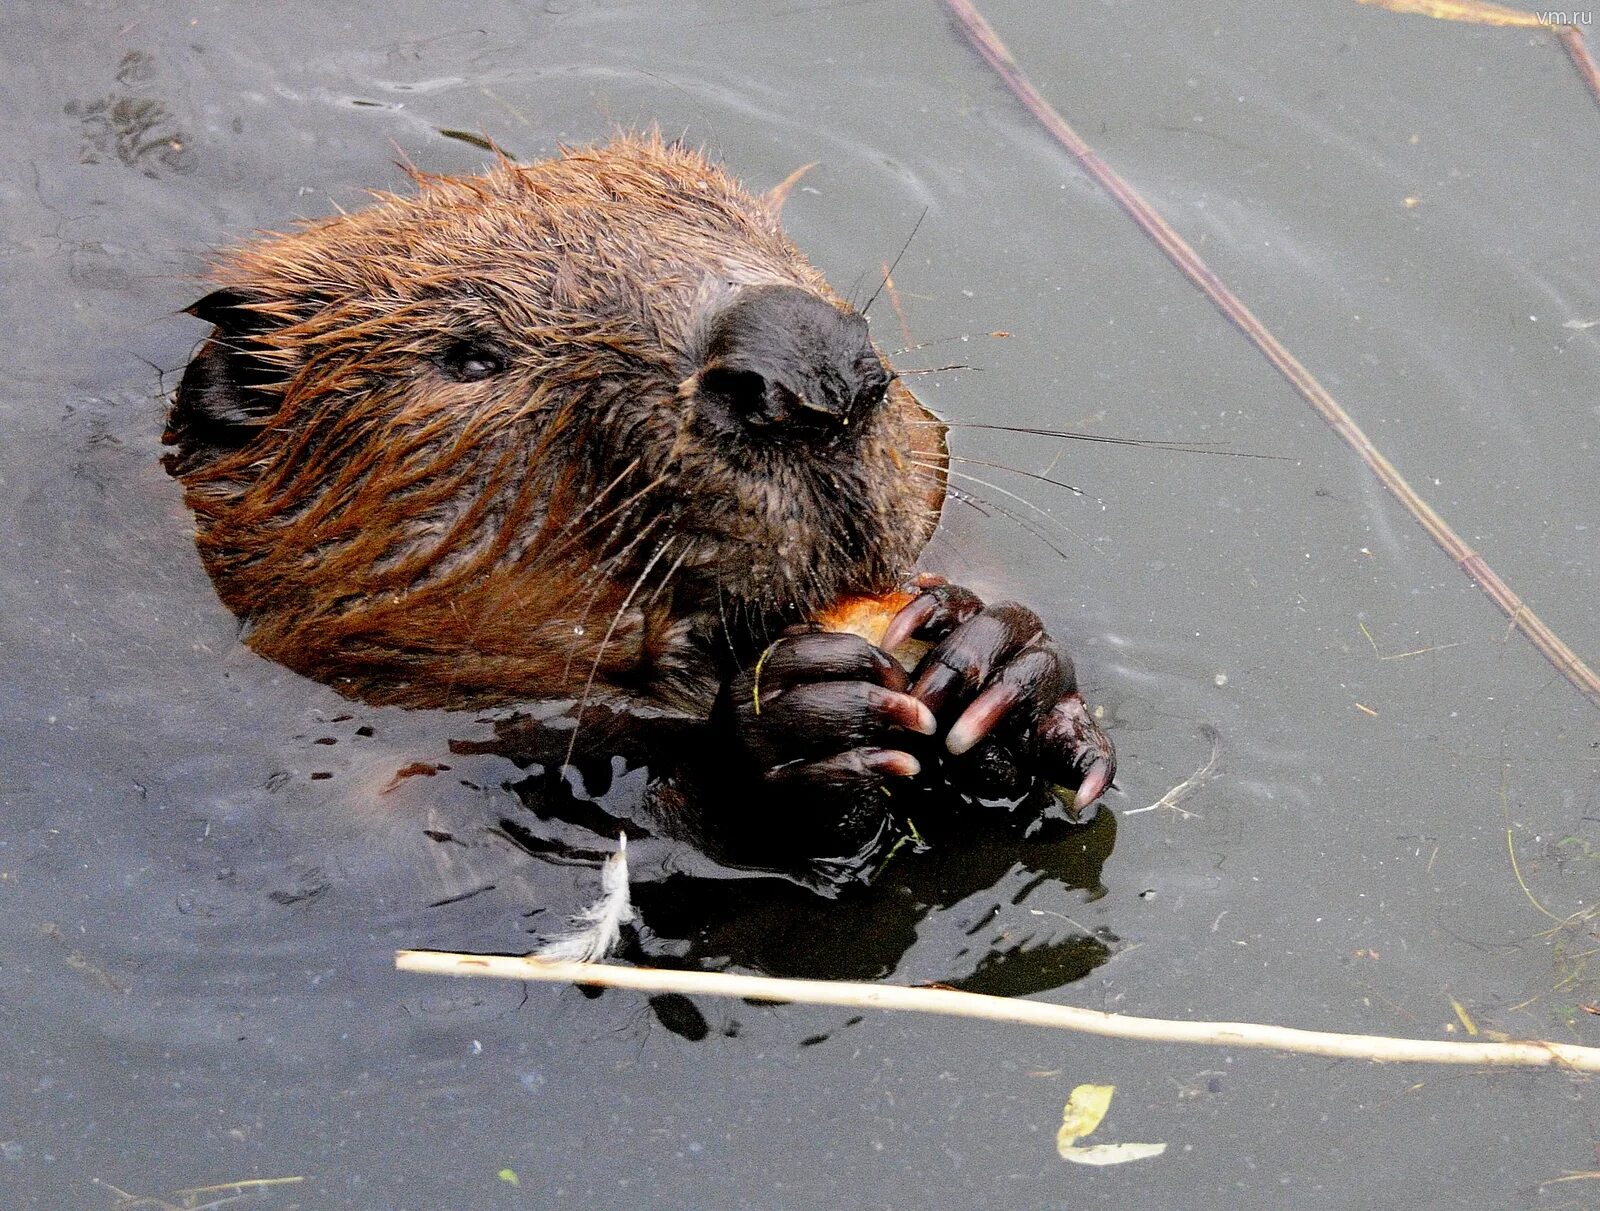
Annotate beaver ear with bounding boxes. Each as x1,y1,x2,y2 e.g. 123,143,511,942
165,288,286,468
185,286,264,331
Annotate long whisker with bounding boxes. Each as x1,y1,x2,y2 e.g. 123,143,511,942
936,484,993,520
545,472,671,563
862,207,927,317
945,453,1084,498
560,515,663,682
945,484,1078,562
565,536,677,767
907,419,1290,459
556,457,640,536
714,582,741,665
887,331,1012,357
644,544,691,607
909,459,1087,548
907,469,1082,563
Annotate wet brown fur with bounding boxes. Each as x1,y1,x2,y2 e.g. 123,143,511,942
168,134,948,710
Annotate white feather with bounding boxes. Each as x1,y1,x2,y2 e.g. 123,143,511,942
536,834,633,963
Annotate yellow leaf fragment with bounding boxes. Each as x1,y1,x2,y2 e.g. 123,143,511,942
1057,1083,1115,1148
498,1169,520,1186
1449,998,1479,1036
1055,1084,1168,1165
1060,1142,1170,1166
1355,0,1546,27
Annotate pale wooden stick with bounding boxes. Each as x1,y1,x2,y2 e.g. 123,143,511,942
395,951,1600,1073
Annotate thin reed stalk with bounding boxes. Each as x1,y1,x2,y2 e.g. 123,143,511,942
941,0,1600,708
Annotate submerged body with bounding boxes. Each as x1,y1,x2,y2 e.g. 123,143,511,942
168,134,1113,847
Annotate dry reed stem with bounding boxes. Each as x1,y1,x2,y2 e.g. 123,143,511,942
940,0,1600,708
395,951,1600,1072
1558,24,1600,111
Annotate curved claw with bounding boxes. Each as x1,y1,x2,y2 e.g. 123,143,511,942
1037,693,1117,811
908,602,1045,718
946,645,1063,755
722,632,935,790
881,581,986,653
767,746,922,791
753,631,909,695
1075,757,1112,812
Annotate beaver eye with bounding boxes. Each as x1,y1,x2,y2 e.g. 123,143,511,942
438,340,506,382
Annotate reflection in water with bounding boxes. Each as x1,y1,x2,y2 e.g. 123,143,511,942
441,704,1118,1006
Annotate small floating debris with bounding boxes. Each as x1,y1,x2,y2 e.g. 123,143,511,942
535,834,632,962
1055,1082,1167,1166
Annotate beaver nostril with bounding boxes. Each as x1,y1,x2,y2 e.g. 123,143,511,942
700,365,834,432
701,366,769,420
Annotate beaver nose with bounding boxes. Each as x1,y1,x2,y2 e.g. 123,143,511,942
700,365,847,431
698,284,872,435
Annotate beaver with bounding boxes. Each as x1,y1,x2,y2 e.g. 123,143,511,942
166,133,1113,830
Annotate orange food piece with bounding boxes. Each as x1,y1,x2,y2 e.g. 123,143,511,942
813,589,932,672
813,590,916,647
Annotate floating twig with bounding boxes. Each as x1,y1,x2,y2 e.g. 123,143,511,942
940,0,1600,709
94,1174,306,1211
395,951,1600,1073
1124,724,1219,818
1355,0,1600,112
1358,619,1465,662
1558,23,1600,111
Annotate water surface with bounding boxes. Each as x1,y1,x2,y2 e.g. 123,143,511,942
2,1,1597,1207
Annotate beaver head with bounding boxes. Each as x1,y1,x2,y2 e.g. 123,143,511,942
166,135,948,709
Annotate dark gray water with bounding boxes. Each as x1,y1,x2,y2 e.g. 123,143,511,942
3,1,1597,1207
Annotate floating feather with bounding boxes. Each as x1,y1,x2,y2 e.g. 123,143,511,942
535,834,633,962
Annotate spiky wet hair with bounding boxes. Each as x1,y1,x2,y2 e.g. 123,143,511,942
168,134,948,709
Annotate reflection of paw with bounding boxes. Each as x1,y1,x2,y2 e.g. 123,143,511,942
718,631,937,793
883,577,1115,809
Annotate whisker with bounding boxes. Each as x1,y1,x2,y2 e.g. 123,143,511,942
565,536,677,767
862,207,927,318
714,582,741,665
909,459,1087,549
906,420,1289,459
935,484,995,525
560,516,663,682
909,471,1082,563
886,331,1010,357
556,457,640,536
545,472,670,563
945,453,1084,498
644,544,691,607
947,483,1078,561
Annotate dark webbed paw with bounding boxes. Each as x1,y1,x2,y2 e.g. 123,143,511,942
719,630,937,793
884,576,1116,810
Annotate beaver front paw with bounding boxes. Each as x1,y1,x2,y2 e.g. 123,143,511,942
881,575,1116,811
716,630,938,793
